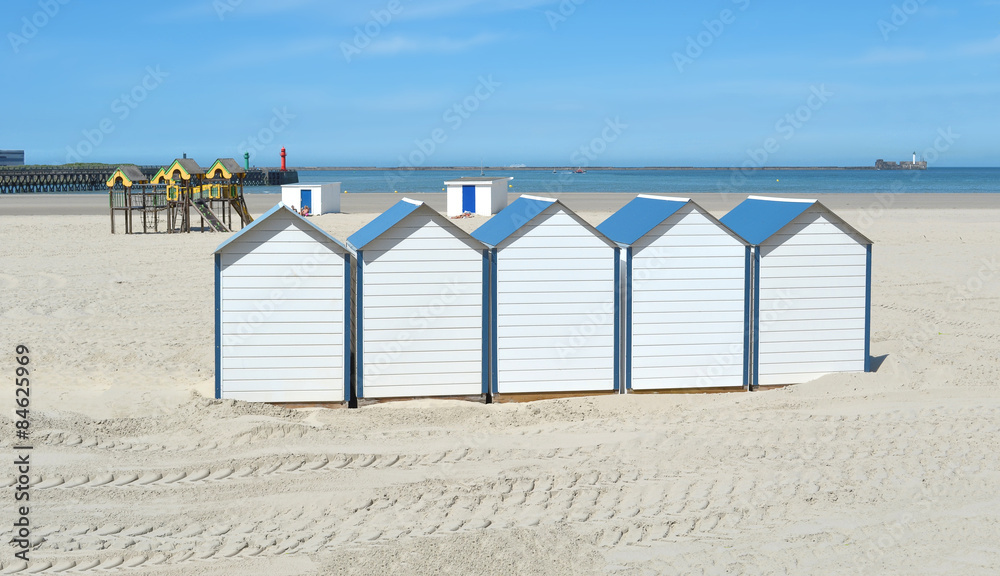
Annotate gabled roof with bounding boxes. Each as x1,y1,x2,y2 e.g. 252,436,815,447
347,198,483,251
598,195,748,247
215,203,349,254
106,165,148,187
150,167,168,183
471,194,616,249
206,158,245,179
165,158,205,180
597,195,687,246
721,195,871,245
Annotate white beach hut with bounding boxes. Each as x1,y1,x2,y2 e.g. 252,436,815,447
721,196,873,387
597,195,751,391
444,176,512,217
347,198,488,401
214,203,352,404
281,183,341,215
471,195,621,399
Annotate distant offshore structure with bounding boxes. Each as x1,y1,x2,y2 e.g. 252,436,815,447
875,152,927,170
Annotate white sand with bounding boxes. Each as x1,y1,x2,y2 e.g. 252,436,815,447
1,196,999,574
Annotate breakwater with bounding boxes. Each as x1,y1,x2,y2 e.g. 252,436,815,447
0,166,298,193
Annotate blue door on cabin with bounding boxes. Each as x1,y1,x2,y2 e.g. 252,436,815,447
300,189,312,212
462,185,475,213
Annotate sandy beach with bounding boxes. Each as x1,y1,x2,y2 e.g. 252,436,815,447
1,192,999,574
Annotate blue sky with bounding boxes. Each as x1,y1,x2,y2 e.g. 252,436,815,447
2,0,998,167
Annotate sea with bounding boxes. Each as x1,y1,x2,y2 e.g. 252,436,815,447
247,168,999,196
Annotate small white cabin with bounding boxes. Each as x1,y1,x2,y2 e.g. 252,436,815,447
472,195,620,398
214,203,352,404
597,195,751,391
721,196,873,387
348,198,488,400
444,176,512,217
281,183,341,215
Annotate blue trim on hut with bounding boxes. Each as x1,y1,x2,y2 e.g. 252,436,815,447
865,244,873,373
214,253,222,399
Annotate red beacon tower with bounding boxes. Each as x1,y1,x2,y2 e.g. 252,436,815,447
280,147,287,171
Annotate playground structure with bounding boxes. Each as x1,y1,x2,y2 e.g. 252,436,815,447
108,157,253,234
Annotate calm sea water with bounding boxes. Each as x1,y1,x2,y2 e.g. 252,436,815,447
248,168,999,195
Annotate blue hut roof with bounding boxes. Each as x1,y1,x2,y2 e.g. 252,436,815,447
596,195,692,246
215,203,348,253
348,198,484,251
721,195,872,246
720,196,817,245
470,195,555,247
347,198,423,250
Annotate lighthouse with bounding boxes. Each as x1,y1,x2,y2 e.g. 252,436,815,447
912,151,916,163
280,147,287,172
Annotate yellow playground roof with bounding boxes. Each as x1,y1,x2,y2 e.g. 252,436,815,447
150,167,169,184
206,158,246,180
164,158,205,181
106,165,148,188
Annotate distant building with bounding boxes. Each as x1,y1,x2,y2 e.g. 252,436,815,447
0,150,24,166
875,157,927,170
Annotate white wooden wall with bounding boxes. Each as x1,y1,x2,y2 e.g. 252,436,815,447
757,207,868,385
360,213,484,398
488,182,508,215
219,212,347,402
630,205,747,389
445,184,464,217
495,205,616,394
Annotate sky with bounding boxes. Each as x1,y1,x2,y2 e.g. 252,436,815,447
2,0,998,167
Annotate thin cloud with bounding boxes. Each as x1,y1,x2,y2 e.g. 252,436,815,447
958,35,1000,56
207,37,338,69
398,0,554,20
851,47,928,65
366,33,503,55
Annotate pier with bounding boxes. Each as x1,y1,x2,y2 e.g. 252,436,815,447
0,165,297,193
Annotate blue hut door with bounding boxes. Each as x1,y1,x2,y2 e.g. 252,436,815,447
462,185,476,213
300,189,312,211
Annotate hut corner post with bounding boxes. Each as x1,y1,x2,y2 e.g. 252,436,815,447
214,253,222,399
490,249,499,397
355,252,364,400
752,246,761,391
481,249,491,402
742,245,752,392
864,243,872,373
613,247,621,394
624,247,633,394
343,254,352,404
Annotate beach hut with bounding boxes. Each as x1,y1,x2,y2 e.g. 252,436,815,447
721,196,872,387
214,203,352,404
348,198,488,401
471,195,620,399
282,183,341,215
444,176,512,217
597,195,751,391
